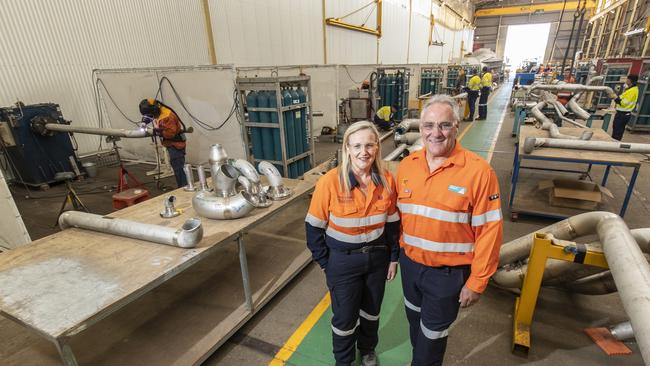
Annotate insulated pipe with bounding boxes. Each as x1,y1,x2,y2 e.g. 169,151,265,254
610,321,635,341
564,270,617,295
43,124,152,138
499,211,617,266
58,211,203,248
384,143,409,161
597,215,650,363
566,97,591,120
395,119,421,134
394,132,421,145
192,190,255,220
524,137,650,154
527,84,617,99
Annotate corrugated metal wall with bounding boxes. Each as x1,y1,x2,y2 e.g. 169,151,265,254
0,0,210,154
0,0,474,155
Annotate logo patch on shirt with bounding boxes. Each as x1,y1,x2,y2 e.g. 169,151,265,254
448,185,466,195
489,193,500,201
337,195,354,203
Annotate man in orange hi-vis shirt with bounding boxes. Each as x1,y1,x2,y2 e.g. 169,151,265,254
396,95,503,366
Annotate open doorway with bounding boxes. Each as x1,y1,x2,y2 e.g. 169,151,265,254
503,23,551,75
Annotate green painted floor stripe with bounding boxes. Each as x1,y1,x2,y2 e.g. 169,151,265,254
460,83,513,158
286,83,512,366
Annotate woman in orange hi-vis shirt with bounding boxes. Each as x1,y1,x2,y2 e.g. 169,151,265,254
305,121,400,366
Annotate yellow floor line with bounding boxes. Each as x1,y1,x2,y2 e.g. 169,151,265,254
268,292,331,365
486,101,508,164
457,119,476,142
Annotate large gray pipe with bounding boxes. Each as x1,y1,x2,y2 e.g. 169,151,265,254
384,144,409,161
45,124,152,138
598,215,650,363
395,119,421,134
564,270,617,295
527,84,617,98
530,102,590,140
58,211,203,248
394,132,421,145
567,96,591,120
494,228,650,289
499,211,617,266
524,136,650,154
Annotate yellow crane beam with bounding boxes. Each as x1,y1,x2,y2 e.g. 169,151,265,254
475,0,596,18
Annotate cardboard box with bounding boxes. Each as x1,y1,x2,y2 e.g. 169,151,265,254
538,178,613,210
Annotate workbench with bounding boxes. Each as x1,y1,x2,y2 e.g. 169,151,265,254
508,126,644,221
0,177,315,365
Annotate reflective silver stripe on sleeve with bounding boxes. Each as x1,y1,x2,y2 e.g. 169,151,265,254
326,227,385,243
397,203,469,223
332,319,360,337
420,321,449,340
403,233,474,253
386,212,400,222
329,212,387,228
305,213,327,229
404,298,421,312
471,209,503,226
359,309,380,321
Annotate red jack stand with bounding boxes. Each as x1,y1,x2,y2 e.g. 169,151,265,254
108,137,145,193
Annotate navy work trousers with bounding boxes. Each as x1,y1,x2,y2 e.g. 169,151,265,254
478,87,490,119
612,111,631,141
167,146,187,188
400,249,470,366
325,248,390,366
466,90,479,121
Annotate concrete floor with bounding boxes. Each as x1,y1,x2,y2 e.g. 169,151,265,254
7,88,650,365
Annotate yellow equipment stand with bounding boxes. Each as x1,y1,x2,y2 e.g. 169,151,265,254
512,232,610,354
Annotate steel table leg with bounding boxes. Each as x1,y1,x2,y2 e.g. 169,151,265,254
620,166,640,217
237,233,253,312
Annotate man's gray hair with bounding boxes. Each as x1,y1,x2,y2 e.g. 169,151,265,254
420,94,461,123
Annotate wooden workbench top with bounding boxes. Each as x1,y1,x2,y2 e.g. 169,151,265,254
518,125,645,165
0,178,314,341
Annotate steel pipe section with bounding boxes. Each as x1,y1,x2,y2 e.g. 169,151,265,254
524,137,650,154
58,211,203,248
192,190,256,220
598,215,650,363
610,321,635,341
384,144,409,161
395,119,421,134
394,132,421,145
44,124,152,138
526,84,617,98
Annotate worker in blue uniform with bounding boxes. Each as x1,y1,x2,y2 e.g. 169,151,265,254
305,121,400,366
612,74,639,141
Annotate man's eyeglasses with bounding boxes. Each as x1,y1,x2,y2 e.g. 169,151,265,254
348,143,378,152
421,121,456,132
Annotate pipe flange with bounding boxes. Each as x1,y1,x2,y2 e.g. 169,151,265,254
265,185,293,201
160,196,181,218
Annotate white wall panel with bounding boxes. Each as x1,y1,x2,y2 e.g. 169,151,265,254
0,0,210,155
211,0,324,66
408,0,433,64
0,168,30,250
95,66,246,164
379,0,410,64
325,0,379,64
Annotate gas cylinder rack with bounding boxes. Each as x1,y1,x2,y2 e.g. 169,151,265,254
236,75,314,179
628,60,650,132
419,65,444,97
374,67,410,122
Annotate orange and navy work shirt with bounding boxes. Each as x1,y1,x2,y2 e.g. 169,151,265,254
305,167,400,268
396,142,503,293
156,106,186,150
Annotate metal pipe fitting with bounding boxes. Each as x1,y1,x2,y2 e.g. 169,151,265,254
526,84,617,99
192,190,256,220
197,164,209,191
610,321,635,341
160,195,181,218
58,211,203,248
384,144,409,161
183,164,196,192
258,161,292,200
395,119,421,134
214,164,239,198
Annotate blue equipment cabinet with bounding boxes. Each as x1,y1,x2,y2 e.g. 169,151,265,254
0,102,83,187
236,76,315,179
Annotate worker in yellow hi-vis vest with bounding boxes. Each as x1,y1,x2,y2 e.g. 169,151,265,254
477,66,492,120
612,74,639,141
463,70,481,122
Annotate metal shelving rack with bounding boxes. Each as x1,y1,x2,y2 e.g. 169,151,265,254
628,60,650,132
594,63,631,108
419,65,444,96
236,76,315,178
376,67,410,122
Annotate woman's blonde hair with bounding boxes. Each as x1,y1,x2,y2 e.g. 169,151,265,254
338,121,390,193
